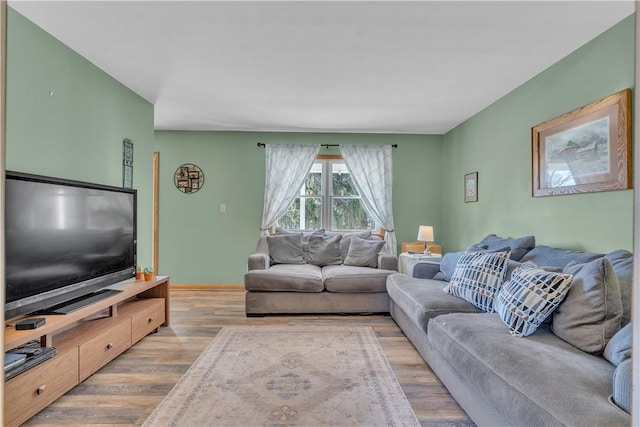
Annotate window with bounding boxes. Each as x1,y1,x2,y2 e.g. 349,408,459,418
278,158,374,231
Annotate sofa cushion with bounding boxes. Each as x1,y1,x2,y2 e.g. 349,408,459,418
343,236,385,268
443,250,510,312
386,273,481,333
244,264,324,292
266,234,305,264
520,245,603,269
427,312,625,427
476,233,535,261
603,323,632,366
495,263,573,337
605,250,633,326
323,265,395,293
552,258,622,354
307,234,343,266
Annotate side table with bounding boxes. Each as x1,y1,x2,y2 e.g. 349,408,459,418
398,252,442,276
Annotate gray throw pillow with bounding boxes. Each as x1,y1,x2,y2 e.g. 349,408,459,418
307,234,343,266
605,250,633,326
338,231,372,260
266,234,305,265
552,258,623,354
603,323,632,366
343,236,385,268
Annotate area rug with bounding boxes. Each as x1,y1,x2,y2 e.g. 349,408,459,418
143,326,420,426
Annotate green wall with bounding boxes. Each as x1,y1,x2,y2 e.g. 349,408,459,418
154,132,442,284
5,8,155,266
442,15,635,254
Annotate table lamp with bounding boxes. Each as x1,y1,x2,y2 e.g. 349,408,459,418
417,225,434,255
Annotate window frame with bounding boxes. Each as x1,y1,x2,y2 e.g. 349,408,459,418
279,155,375,232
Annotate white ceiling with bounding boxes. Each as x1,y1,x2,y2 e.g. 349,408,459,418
8,1,636,134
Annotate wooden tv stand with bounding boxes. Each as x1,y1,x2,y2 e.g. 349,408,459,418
3,276,170,427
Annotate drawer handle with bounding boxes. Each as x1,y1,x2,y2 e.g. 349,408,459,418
37,385,46,395
106,343,114,350
148,316,154,323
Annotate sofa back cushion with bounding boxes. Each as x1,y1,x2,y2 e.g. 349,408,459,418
551,258,622,354
476,234,535,261
266,234,306,264
520,245,603,269
604,323,632,366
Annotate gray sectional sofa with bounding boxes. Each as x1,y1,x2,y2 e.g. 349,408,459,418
244,229,398,315
387,234,632,426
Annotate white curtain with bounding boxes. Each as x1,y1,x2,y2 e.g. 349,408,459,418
260,144,321,235
340,144,397,255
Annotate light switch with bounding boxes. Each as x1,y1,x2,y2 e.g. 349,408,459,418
220,204,227,213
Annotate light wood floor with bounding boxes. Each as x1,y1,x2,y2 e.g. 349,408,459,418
23,289,474,427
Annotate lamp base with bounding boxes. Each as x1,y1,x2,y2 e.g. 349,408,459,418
423,243,431,256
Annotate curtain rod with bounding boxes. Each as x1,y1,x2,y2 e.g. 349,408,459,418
256,143,397,148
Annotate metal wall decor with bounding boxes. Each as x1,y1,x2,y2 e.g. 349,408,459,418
174,163,204,194
122,138,133,189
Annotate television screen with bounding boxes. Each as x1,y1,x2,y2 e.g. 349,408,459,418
5,172,137,319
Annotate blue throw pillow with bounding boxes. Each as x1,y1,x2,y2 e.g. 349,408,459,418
495,263,573,337
443,250,510,312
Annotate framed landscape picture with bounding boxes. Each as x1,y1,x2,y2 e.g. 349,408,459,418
464,172,478,203
531,89,631,197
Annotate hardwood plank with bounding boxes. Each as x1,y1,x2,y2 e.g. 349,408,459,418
22,289,474,427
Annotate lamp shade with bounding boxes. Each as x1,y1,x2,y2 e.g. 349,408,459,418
417,225,434,242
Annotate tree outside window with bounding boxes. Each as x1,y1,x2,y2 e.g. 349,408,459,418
278,159,374,231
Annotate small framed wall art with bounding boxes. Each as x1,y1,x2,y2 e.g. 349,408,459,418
531,89,631,197
174,163,204,194
464,172,478,203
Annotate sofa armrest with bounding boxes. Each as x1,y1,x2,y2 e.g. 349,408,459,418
248,253,270,271
612,358,632,414
378,254,398,271
412,261,441,279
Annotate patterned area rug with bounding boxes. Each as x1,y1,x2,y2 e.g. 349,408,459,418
143,326,420,426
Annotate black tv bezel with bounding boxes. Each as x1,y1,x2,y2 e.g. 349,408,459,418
4,171,137,320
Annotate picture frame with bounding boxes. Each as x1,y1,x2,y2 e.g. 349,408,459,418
174,163,205,194
531,89,631,197
464,172,478,203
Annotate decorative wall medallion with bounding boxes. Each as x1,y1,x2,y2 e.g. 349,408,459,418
174,163,204,194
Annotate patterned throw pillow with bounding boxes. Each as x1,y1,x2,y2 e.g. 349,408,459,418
443,251,511,312
495,263,574,337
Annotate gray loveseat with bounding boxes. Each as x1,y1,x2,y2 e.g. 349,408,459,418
387,234,632,426
245,229,398,315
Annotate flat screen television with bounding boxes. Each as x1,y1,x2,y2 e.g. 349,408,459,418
4,171,137,320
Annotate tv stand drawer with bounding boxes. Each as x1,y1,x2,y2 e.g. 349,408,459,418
4,349,79,427
130,298,165,344
79,320,132,382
